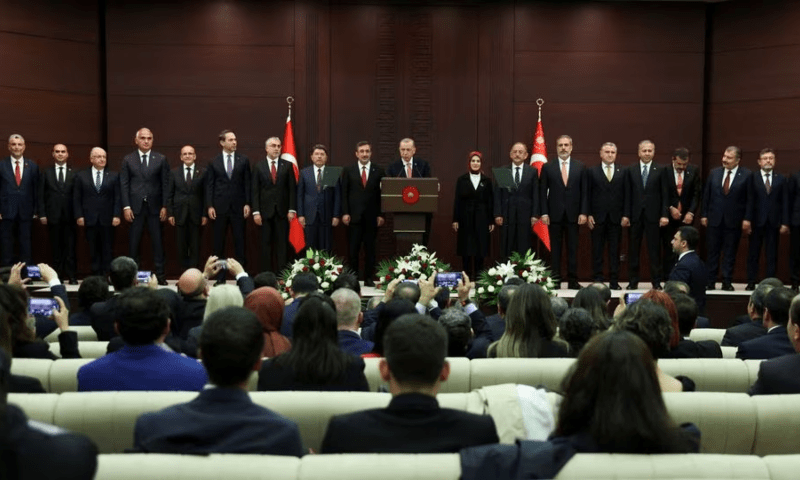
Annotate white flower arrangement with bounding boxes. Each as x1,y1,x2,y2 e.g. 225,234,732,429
278,249,349,300
475,249,556,306
374,244,451,289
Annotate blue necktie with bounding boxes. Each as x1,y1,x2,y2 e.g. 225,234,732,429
95,171,102,192
641,165,648,187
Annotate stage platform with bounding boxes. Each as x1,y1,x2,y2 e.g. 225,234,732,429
28,279,752,330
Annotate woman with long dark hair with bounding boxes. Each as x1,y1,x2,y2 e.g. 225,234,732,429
258,293,368,391
452,151,494,279
0,284,77,359
487,283,569,358
571,286,610,331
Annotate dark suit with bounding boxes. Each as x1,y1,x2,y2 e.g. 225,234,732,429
669,251,708,315
493,163,537,259
338,330,374,357
387,157,432,245
667,339,722,358
320,393,499,453
749,353,800,395
586,163,625,283
133,387,304,455
702,166,751,285
297,165,341,252
662,165,702,275
540,159,588,283
206,152,251,269
341,162,385,281
168,165,206,269
624,162,669,284
736,325,795,360
745,170,789,283
453,173,493,278
722,318,766,347
38,163,76,279
788,171,800,284
120,151,169,277
252,157,296,272
73,168,121,275
0,156,38,265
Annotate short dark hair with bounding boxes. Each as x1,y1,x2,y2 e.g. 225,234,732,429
504,277,525,287
663,281,689,298
677,226,699,250
550,296,569,321
725,145,741,160
291,272,319,295
394,281,421,304
355,140,371,150
672,293,698,336
672,148,689,160
372,299,417,355
115,287,170,345
437,308,471,356
109,256,138,291
218,129,233,142
498,285,519,313
200,307,264,387
759,277,784,288
78,276,110,309
331,272,360,296
588,282,611,303
790,296,800,327
253,271,279,290
311,143,329,157
434,287,450,309
764,287,795,326
759,147,775,157
0,347,10,403
614,299,673,359
750,284,775,316
559,308,596,356
384,314,447,385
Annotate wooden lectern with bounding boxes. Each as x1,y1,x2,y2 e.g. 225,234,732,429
381,178,439,245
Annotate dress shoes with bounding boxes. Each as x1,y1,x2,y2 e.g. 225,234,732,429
609,282,621,290
745,283,756,291
157,277,168,286
68,278,78,286
652,282,662,290
707,283,716,291
364,278,375,287
721,283,735,291
567,280,582,290
627,282,639,290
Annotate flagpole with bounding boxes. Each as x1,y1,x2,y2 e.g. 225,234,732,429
286,96,294,120
537,98,543,122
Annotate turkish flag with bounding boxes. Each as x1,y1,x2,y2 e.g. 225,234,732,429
281,112,306,253
530,117,551,251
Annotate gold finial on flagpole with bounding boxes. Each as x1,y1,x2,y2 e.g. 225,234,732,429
536,98,544,121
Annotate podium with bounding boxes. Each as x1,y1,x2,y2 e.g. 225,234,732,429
381,178,439,246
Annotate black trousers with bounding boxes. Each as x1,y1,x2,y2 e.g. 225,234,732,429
628,218,662,284
48,221,76,279
348,219,377,281
129,204,164,276
500,222,532,260
260,216,288,272
791,226,800,284
175,220,202,270
591,220,621,282
0,217,31,266
305,219,332,252
747,225,780,283
548,220,579,283
212,211,246,267
706,225,741,284
85,224,114,275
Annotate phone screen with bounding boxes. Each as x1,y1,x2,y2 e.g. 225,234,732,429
29,298,58,317
137,271,151,284
624,292,643,305
435,272,463,288
26,265,41,279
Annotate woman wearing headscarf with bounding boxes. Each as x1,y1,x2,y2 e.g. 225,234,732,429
244,287,292,358
452,151,494,279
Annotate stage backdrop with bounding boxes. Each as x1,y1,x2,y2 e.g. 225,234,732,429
1,0,798,282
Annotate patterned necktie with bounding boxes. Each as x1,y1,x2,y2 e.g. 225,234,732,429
271,161,277,184
605,165,613,182
142,154,148,169
226,154,233,178
58,166,64,185
361,166,367,187
186,167,192,186
677,171,684,211
515,167,520,187
316,168,322,192
95,171,102,192
406,162,412,178
641,165,648,187
561,161,568,186
14,161,21,186
765,174,771,194
723,169,731,195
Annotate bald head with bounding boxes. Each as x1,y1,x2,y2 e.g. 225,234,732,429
177,268,208,298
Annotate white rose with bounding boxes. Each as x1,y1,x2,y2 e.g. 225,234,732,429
399,274,406,280
419,274,427,281
317,276,322,283
321,281,330,289
286,279,293,287
478,287,485,294
488,268,497,276
496,280,502,286
313,263,320,270
488,286,495,293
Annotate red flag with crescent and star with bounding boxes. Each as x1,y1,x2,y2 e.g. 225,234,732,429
281,106,306,253
530,113,551,251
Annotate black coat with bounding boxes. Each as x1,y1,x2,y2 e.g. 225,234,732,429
37,164,75,222
168,165,206,225
453,173,493,257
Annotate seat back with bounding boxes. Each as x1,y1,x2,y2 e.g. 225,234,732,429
663,392,756,454
363,357,470,393
49,341,109,359
689,328,725,344
10,358,53,391
469,358,575,392
7,393,59,424
49,358,95,393
44,325,98,342
752,395,800,456
299,453,460,480
96,453,301,480
659,358,751,392
555,453,770,479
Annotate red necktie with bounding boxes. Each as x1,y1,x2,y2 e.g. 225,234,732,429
723,170,731,195
406,163,412,178
361,166,367,187
765,174,772,194
14,161,21,186
271,161,277,184
676,171,683,211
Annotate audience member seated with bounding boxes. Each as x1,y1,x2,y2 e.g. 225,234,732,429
19,263,73,339
483,284,519,342
253,271,280,290
331,272,361,297
737,286,796,360
460,330,699,480
363,299,417,358
0,347,98,479
258,293,368,392
667,225,708,314
664,279,711,328
0,283,77,359
89,256,138,341
666,293,722,358
321,314,499,453
729,277,784,327
331,288,373,356
282,272,319,339
244,287,292,359
184,284,245,358
559,308,596,357
587,282,612,303
572,287,610,330
71,276,110,328
78,287,208,391
641,289,682,351
750,294,800,395
614,299,694,392
133,307,304,456
487,284,569,358
550,296,569,323
722,284,772,346
362,277,440,342
438,308,472,356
